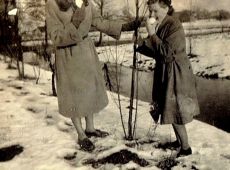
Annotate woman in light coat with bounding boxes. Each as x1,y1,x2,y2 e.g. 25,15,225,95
137,0,200,157
46,0,138,152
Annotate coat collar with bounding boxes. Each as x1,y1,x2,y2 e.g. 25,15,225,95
156,15,170,34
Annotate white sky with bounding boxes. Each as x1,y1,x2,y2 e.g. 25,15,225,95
173,0,230,11
122,0,230,12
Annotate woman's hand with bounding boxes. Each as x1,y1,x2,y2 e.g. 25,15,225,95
132,33,144,46
146,17,158,36
71,4,86,28
83,0,89,6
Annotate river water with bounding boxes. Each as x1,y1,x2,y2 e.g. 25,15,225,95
107,64,230,132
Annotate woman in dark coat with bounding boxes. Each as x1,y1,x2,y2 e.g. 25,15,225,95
137,0,200,157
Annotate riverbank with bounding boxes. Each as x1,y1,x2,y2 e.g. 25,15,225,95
105,64,230,132
97,32,230,79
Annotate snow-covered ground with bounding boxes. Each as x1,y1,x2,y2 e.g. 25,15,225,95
97,32,230,79
188,33,230,78
0,56,230,169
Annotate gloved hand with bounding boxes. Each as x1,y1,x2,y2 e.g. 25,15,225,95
149,102,160,123
71,4,86,28
121,18,143,32
146,17,158,36
83,0,89,6
132,33,144,46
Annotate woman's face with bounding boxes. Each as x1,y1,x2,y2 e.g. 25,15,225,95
148,2,168,21
56,0,73,11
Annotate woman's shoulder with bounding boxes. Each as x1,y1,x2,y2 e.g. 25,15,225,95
163,15,183,34
46,0,55,6
165,15,182,28
46,0,58,9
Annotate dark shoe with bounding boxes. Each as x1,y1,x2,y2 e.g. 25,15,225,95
177,147,192,157
85,129,109,138
78,138,95,152
171,140,181,148
157,140,180,150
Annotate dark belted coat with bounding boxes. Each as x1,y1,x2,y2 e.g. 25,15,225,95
46,0,122,118
137,15,200,124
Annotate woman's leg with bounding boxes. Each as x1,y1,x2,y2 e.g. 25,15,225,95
172,124,181,144
72,116,95,152
85,114,96,132
71,117,87,140
172,123,190,150
85,114,109,138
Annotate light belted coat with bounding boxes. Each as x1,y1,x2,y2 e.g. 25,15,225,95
138,15,200,124
46,0,122,118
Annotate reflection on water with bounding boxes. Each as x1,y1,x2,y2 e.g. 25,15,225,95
196,77,230,132
108,64,230,132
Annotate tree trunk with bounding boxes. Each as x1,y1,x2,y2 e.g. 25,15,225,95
15,11,24,79
128,0,139,140
96,0,104,46
45,12,57,96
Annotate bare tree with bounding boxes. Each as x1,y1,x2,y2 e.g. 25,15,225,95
15,14,24,79
93,0,106,46
4,0,25,79
127,0,140,141
44,20,57,96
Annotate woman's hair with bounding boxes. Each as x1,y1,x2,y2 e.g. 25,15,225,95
147,0,175,16
55,0,73,11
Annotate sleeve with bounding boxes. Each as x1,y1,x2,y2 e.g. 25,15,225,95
0,0,6,16
46,0,83,48
136,39,156,58
144,23,182,63
91,3,123,40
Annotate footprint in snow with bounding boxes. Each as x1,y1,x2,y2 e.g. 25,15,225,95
9,84,23,90
221,154,230,160
201,142,213,148
57,121,74,133
56,149,77,161
64,120,73,127
26,106,43,114
64,152,77,161
20,91,30,95
45,114,56,125
14,91,30,97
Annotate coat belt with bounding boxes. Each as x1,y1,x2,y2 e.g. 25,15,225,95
82,34,88,39
57,34,88,49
